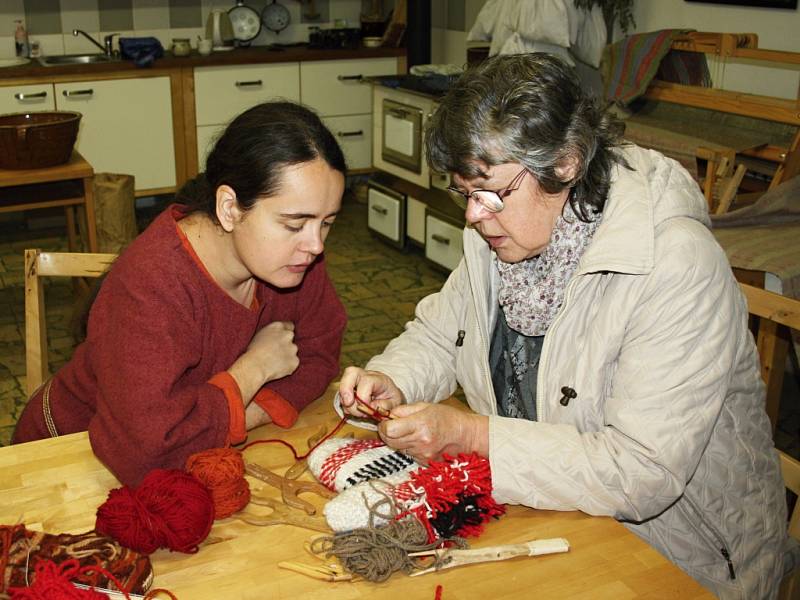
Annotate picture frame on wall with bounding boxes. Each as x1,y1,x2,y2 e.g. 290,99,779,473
685,0,798,8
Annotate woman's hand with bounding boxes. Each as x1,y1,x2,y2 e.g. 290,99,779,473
245,401,273,430
378,403,489,463
338,366,405,418
229,321,299,404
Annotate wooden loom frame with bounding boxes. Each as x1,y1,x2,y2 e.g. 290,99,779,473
641,31,800,204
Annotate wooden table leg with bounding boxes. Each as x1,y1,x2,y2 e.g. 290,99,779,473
65,206,78,252
82,175,98,253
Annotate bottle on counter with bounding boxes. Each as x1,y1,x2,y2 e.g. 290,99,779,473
14,20,30,58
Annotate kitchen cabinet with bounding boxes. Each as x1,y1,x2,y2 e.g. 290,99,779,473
56,77,176,191
194,63,300,167
301,58,396,171
425,213,464,272
0,83,55,113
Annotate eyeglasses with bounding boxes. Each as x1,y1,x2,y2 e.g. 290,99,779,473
446,168,529,213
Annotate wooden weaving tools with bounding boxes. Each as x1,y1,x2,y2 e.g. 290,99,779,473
408,538,570,576
237,495,331,533
277,537,359,582
284,425,328,480
244,461,335,516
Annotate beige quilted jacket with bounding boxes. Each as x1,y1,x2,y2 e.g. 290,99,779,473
366,145,788,598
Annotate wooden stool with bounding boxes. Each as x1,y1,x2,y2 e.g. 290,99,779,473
0,150,97,253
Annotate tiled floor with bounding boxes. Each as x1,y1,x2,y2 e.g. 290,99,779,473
0,195,797,460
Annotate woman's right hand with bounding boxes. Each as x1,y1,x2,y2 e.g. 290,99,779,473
247,321,299,382
229,321,299,404
338,366,405,418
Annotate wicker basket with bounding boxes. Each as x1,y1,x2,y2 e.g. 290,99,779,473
0,111,81,170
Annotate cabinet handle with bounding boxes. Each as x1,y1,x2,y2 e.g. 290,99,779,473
15,91,47,100
371,205,388,215
337,130,363,138
431,233,451,245
235,80,263,87
62,89,93,97
337,74,363,81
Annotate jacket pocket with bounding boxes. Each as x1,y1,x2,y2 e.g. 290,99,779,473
678,494,736,581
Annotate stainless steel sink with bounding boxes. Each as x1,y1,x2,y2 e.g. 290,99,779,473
38,54,117,66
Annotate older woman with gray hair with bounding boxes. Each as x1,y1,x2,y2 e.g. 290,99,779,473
339,53,788,598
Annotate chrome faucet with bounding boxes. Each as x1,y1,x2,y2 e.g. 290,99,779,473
72,29,118,56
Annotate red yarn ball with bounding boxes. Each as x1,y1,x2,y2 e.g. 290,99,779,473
185,448,250,519
95,469,214,555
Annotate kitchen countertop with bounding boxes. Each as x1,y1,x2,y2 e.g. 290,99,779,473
365,73,455,100
0,45,406,80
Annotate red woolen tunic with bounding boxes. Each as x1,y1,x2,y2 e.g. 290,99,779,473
14,206,347,485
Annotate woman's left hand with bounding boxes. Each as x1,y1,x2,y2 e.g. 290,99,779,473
378,403,488,463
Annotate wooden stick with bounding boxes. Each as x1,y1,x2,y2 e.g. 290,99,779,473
410,538,570,576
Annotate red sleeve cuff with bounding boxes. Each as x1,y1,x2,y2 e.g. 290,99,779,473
253,389,298,428
208,371,247,445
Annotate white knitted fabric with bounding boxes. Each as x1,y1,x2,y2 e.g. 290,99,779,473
306,438,417,493
323,472,419,532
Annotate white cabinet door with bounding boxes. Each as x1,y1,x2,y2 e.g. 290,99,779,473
322,114,372,170
0,83,55,113
425,214,464,271
300,57,397,117
56,77,176,191
194,63,300,126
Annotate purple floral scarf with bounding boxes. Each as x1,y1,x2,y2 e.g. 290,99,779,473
496,202,600,336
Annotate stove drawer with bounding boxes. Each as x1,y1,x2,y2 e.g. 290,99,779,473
425,214,463,271
368,184,405,247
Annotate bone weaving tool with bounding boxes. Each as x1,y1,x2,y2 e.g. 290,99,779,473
408,538,570,576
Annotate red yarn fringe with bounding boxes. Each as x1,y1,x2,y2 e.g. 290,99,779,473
405,453,506,542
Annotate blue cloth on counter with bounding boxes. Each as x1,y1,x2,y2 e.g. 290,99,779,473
119,37,164,68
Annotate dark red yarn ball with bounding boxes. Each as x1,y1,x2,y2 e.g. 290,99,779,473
95,468,214,555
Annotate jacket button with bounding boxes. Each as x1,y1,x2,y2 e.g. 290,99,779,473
559,386,577,406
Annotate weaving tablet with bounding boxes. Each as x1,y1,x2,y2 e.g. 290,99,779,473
307,437,416,493
0,525,153,595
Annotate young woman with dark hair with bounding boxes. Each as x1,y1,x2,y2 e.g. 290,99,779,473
14,102,348,486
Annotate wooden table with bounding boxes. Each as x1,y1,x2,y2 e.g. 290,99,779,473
0,388,713,599
0,150,97,253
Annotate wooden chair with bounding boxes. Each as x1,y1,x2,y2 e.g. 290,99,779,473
738,283,800,433
24,249,117,396
779,450,800,600
698,147,747,214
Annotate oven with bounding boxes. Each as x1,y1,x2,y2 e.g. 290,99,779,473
372,86,436,189
381,98,423,174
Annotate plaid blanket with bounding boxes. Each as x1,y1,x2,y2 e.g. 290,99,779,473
602,29,710,106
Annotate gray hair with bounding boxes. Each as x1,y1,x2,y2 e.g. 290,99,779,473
425,53,627,221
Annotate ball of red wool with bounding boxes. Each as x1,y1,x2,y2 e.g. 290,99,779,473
95,469,214,555
185,448,250,519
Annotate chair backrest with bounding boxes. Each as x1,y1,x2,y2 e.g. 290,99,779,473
24,249,117,396
779,450,800,600
738,282,800,431
782,451,800,540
